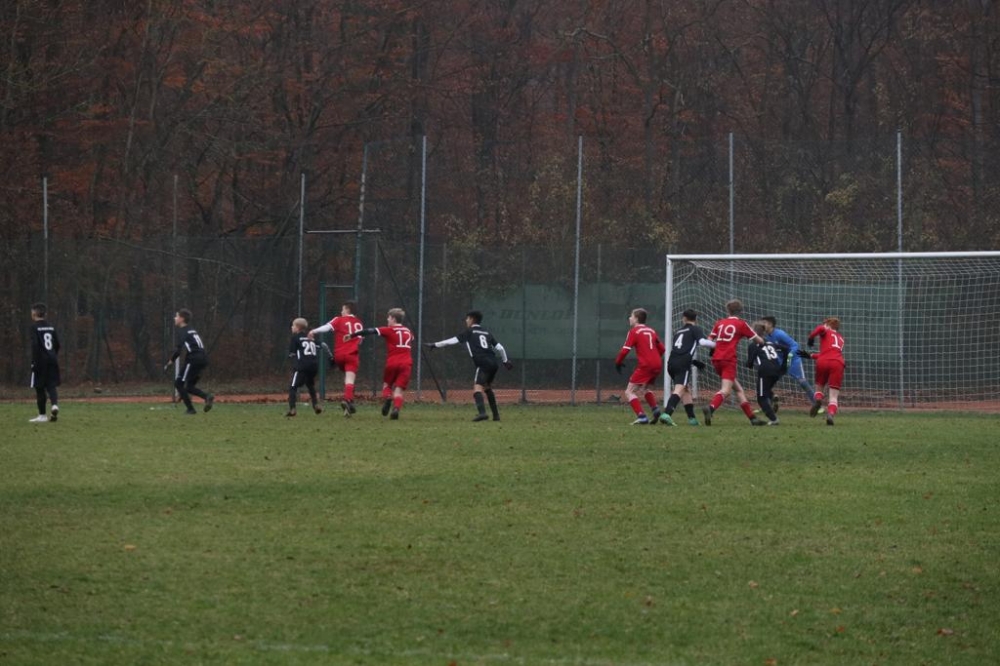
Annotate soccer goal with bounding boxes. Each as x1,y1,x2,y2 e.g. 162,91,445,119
664,252,1000,410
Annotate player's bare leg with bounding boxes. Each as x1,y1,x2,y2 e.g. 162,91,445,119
625,382,650,424
341,370,357,416
390,386,404,420
644,387,660,423
381,384,393,416
733,381,762,424
810,385,825,417
704,378,734,426
825,387,840,425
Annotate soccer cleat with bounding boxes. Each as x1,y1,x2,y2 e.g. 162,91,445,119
651,408,662,423
29,415,49,423
284,409,296,418
492,415,500,421
631,416,650,425
50,405,59,422
817,406,826,415
389,408,400,420
809,401,821,418
472,413,489,422
767,420,780,426
687,418,700,426
826,414,835,426
184,409,197,415
341,400,351,417
204,394,215,413
313,403,323,415
702,406,713,426
749,417,767,426
347,401,357,415
381,399,392,416
659,413,676,426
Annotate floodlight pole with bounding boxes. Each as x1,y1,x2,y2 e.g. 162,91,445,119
42,176,49,304
297,172,305,315
570,135,583,406
416,135,428,399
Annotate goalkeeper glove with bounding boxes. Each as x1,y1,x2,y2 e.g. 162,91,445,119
503,361,514,370
692,359,706,371
796,349,813,359
807,337,815,348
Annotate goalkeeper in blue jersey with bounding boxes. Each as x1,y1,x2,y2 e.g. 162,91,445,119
761,316,820,412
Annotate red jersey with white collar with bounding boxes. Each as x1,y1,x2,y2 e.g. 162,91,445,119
615,324,665,370
808,324,845,364
329,315,363,355
377,325,414,365
708,316,757,362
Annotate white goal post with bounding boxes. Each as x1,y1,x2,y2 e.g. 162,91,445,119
664,251,1000,410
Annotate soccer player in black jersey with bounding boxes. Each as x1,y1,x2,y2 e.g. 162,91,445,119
285,318,322,417
745,322,790,426
28,303,61,423
164,309,214,415
658,309,713,426
424,310,513,422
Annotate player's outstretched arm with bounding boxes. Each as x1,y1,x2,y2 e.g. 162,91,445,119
308,323,333,340
425,336,460,349
494,342,514,369
347,327,379,341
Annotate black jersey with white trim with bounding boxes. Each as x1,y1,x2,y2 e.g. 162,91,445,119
289,333,320,369
747,340,788,378
30,320,61,367
171,327,207,363
456,325,507,364
668,324,706,361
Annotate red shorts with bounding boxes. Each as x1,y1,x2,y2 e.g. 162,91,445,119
383,362,412,390
712,358,738,381
815,360,845,390
629,364,661,386
335,352,359,374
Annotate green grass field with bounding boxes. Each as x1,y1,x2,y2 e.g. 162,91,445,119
1,401,997,665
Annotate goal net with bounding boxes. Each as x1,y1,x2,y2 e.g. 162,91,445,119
664,252,1000,410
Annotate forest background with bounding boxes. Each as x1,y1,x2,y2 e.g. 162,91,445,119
1,0,998,389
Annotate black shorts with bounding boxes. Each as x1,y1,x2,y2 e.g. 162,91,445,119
180,358,208,386
667,358,693,387
291,364,318,388
30,363,61,389
755,373,781,398
473,358,499,386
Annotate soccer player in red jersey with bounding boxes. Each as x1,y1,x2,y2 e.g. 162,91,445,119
347,307,414,420
798,317,846,426
614,308,666,425
309,301,364,416
702,299,767,426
